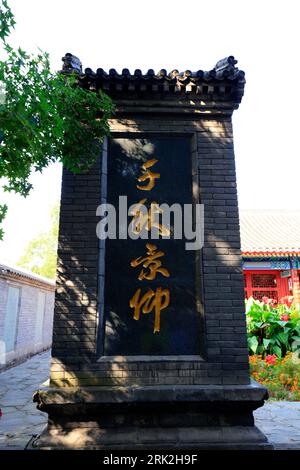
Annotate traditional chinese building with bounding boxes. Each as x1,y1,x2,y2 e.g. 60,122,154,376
240,210,300,306
0,263,55,370
32,54,272,449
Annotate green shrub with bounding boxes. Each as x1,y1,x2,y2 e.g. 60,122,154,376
246,297,300,358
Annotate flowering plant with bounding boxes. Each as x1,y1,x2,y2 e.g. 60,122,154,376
246,297,300,358
250,352,300,401
281,314,290,322
265,354,277,365
280,296,294,308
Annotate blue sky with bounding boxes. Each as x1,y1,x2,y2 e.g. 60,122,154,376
0,0,299,264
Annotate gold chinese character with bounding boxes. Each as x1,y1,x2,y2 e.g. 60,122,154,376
131,243,170,281
129,287,170,333
129,199,170,236
137,159,160,191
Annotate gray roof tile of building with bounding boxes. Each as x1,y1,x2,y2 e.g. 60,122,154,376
240,210,300,255
0,262,55,286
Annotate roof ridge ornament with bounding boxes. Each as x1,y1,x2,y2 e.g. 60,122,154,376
61,52,82,74
214,56,238,73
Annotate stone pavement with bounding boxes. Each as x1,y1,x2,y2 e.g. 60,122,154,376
253,401,300,449
1,350,300,450
0,350,50,450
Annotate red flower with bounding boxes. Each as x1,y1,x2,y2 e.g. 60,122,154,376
262,296,268,304
280,314,290,322
265,354,277,365
280,296,294,308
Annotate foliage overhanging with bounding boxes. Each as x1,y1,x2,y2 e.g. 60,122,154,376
0,0,113,239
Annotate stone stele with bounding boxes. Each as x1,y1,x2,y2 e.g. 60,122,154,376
31,54,272,450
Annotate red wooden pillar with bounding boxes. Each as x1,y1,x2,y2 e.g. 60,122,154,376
277,274,290,301
291,269,300,308
243,271,252,299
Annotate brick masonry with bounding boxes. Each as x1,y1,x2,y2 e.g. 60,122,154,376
50,113,250,387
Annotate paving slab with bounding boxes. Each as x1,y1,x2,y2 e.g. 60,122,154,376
1,350,300,450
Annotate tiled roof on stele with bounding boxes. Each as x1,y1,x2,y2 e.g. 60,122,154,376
240,210,300,257
61,53,245,103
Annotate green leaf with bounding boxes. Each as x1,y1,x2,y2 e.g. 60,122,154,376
263,338,271,349
275,321,289,328
272,345,282,358
275,332,290,348
248,336,258,354
257,345,264,355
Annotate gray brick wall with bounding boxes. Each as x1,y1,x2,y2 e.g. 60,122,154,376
50,114,250,387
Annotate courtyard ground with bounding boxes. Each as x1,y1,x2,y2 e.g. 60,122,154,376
1,350,300,450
